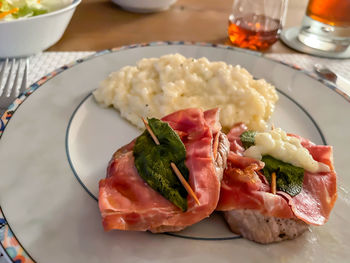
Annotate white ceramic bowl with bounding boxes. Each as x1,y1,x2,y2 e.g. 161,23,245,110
0,0,81,58
111,0,177,13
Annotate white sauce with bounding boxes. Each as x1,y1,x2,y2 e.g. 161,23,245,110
93,54,278,131
244,128,330,173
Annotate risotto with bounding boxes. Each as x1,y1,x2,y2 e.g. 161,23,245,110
93,54,278,131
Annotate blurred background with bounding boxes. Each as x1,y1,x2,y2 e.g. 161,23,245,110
47,0,310,53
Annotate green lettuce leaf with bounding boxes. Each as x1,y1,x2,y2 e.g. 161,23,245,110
12,4,47,18
0,0,49,20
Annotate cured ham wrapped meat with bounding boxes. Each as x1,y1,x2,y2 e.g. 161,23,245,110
217,123,337,243
99,108,230,232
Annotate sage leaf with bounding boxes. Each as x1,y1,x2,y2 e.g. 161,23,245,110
133,118,189,211
262,155,304,197
240,131,257,149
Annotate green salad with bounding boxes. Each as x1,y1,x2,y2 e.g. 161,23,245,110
0,0,72,21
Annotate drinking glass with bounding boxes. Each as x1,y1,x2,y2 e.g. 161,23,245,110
298,0,350,52
228,0,288,51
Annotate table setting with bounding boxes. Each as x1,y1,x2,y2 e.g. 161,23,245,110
1,0,350,262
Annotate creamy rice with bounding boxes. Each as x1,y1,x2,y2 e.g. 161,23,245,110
93,54,278,131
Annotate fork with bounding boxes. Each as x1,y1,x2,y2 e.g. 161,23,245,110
314,64,350,96
0,58,28,112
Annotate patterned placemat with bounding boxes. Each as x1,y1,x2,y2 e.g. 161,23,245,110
266,53,350,80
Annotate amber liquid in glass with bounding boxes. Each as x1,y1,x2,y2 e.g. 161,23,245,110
228,14,281,51
307,0,350,27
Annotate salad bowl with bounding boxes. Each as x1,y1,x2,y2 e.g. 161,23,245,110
0,0,81,58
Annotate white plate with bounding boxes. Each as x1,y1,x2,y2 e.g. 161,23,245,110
0,42,349,263
111,0,176,13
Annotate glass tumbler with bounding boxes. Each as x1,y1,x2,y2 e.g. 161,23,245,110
298,0,350,52
228,0,288,51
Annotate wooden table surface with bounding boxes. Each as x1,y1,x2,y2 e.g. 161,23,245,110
48,0,309,54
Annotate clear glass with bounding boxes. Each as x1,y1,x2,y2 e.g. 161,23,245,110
228,0,288,51
298,0,350,52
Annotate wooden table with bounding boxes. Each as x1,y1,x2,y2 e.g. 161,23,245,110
48,0,309,54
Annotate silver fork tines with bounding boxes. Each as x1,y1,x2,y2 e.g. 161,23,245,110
0,58,28,111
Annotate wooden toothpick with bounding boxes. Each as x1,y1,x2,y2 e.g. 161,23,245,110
142,117,160,145
271,172,276,195
170,162,200,206
213,132,219,160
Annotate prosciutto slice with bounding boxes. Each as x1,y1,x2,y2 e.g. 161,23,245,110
282,135,337,225
99,108,228,232
217,123,337,226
